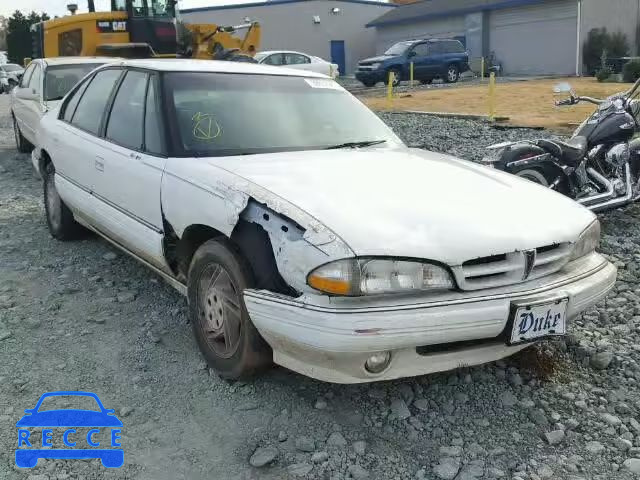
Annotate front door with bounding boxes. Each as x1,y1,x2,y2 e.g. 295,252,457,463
408,42,433,79
330,40,345,76
94,69,168,269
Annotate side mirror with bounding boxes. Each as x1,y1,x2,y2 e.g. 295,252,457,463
553,82,573,94
15,88,39,101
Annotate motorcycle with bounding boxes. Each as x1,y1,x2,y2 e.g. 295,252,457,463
481,77,640,212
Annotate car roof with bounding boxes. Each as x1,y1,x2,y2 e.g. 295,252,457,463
103,58,326,78
40,56,122,67
259,50,310,56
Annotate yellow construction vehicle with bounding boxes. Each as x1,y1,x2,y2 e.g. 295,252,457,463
30,0,260,61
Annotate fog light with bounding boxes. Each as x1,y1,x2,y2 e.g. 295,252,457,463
365,352,391,374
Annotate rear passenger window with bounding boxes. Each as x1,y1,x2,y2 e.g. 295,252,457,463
71,69,122,135
429,43,444,55
144,75,165,155
106,70,148,150
62,79,90,122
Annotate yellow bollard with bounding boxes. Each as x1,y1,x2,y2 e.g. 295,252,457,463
481,57,485,81
488,72,496,121
329,64,334,79
387,71,395,108
23,57,32,67
410,62,414,89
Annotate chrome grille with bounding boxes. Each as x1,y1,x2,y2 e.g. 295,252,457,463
454,243,572,291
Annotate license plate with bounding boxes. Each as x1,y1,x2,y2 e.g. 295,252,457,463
509,298,568,344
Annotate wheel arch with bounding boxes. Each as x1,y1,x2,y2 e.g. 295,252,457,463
165,219,295,296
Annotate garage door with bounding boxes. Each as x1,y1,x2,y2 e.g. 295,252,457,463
489,0,577,75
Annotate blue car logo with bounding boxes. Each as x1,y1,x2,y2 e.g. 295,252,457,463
15,391,123,468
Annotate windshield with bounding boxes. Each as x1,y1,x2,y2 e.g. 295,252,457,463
3,64,22,72
44,63,104,101
164,72,402,157
37,395,101,412
384,41,413,56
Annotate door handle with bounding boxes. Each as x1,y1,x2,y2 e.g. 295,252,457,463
129,152,142,161
95,157,104,172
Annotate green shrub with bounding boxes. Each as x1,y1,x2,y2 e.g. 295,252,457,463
623,59,640,83
596,67,612,82
583,28,629,76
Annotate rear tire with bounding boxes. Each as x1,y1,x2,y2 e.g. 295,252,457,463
44,163,84,240
13,116,31,153
188,238,272,380
445,64,459,83
509,164,570,195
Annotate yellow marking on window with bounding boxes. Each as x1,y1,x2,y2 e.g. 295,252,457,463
192,112,222,141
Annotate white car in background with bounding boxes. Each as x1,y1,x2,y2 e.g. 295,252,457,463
255,50,339,78
33,59,615,383
0,63,25,93
10,57,116,152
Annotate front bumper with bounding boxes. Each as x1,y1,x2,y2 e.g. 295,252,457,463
244,253,616,383
355,70,386,84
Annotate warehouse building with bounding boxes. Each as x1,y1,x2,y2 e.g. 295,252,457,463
180,0,397,75
367,0,640,75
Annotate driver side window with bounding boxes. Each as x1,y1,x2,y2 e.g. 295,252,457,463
263,54,284,66
411,44,429,57
28,65,42,96
20,64,36,88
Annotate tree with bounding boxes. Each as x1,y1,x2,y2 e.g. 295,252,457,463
583,27,629,76
0,16,8,51
6,10,50,64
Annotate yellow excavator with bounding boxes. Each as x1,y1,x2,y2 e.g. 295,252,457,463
30,0,261,61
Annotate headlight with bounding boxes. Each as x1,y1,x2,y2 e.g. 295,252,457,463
570,220,600,261
307,258,455,296
369,63,381,69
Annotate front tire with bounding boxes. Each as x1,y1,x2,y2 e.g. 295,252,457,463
384,67,402,87
361,79,376,88
13,116,31,153
188,238,271,379
44,163,83,240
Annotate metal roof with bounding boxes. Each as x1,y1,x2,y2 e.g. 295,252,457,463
181,0,397,14
366,0,547,28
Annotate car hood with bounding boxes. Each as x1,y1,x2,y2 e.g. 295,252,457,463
16,410,123,427
359,55,396,64
209,148,595,264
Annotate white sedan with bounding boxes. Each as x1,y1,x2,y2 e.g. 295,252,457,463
33,59,615,383
255,50,339,78
10,57,116,152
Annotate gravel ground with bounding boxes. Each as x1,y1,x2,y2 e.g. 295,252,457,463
2,95,640,480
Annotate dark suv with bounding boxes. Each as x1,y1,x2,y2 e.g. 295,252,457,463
355,39,469,87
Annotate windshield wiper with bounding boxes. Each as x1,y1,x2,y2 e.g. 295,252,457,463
324,140,387,150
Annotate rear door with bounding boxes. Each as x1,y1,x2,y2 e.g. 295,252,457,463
51,68,123,226
94,69,168,269
19,62,44,144
11,62,36,136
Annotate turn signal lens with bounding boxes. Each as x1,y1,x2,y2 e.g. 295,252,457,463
570,220,600,261
307,258,358,295
307,258,455,296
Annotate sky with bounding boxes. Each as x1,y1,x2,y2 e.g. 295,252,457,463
0,0,258,18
